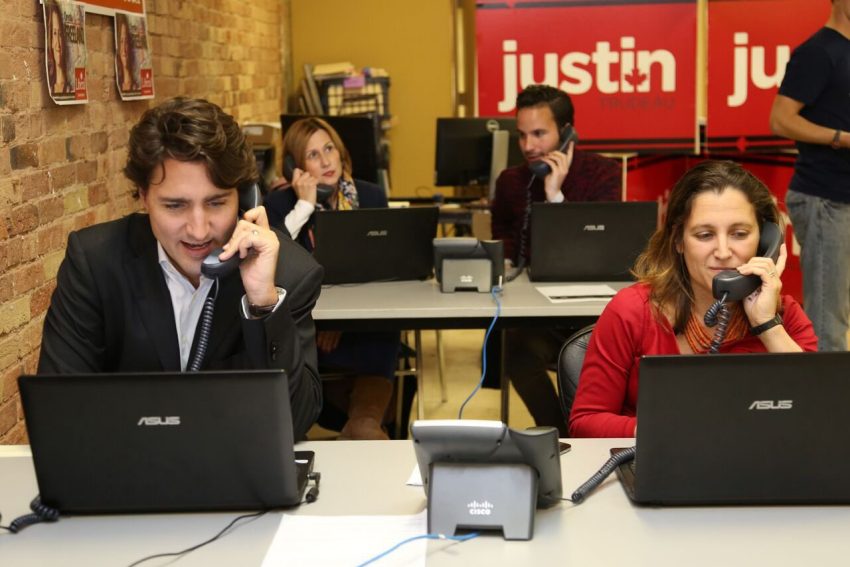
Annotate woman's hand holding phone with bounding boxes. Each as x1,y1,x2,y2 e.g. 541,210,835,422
738,242,787,327
290,167,319,206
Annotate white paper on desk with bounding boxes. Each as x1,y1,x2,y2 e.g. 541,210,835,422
407,465,423,486
536,284,617,303
262,510,428,567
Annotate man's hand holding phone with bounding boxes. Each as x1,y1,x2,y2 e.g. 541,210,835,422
219,205,280,308
541,141,575,202
528,124,578,201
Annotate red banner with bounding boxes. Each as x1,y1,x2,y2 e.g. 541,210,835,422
476,0,698,153
41,0,145,17
79,0,144,16
705,0,829,153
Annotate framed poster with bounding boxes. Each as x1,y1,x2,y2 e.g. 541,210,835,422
44,0,88,105
115,11,154,100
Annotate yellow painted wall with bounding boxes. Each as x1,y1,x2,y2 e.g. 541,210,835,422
290,0,455,198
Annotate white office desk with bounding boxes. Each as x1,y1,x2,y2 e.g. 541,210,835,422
3,440,849,566
313,275,628,420
313,273,626,327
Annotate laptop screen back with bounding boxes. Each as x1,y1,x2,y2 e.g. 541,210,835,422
529,201,657,282
19,369,307,513
632,352,850,504
313,207,439,284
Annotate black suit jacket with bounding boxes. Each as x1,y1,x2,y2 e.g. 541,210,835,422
37,213,324,440
264,179,387,252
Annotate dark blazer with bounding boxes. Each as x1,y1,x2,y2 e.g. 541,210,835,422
264,179,387,251
37,213,324,440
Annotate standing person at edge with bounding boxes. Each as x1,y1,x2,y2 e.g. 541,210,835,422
36,97,324,440
490,84,621,435
770,0,850,351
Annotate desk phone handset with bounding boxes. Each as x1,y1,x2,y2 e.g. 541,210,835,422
528,124,578,178
704,221,783,354
200,182,262,279
283,154,335,205
711,222,783,302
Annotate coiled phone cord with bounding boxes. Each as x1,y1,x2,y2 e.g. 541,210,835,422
703,291,730,355
569,446,636,504
505,175,536,282
188,278,219,372
5,496,60,533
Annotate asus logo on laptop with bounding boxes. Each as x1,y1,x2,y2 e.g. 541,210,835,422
137,416,181,426
748,400,793,410
582,224,605,232
366,229,388,237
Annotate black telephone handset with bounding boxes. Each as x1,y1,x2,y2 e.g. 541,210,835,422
200,182,262,279
283,154,335,205
528,124,579,178
711,221,783,302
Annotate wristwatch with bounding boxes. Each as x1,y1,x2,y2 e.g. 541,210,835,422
243,287,287,319
831,129,842,150
750,313,783,336
248,302,277,317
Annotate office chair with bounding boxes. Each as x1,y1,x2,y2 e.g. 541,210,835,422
556,324,595,420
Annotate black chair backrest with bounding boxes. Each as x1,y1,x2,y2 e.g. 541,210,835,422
556,324,595,421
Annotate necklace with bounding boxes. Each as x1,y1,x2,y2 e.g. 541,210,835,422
684,304,748,353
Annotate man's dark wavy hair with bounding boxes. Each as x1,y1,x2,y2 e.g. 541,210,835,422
516,84,575,128
125,97,257,198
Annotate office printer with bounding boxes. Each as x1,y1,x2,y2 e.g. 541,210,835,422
433,238,504,292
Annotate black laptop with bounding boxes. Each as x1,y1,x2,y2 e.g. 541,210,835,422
615,352,850,505
18,369,312,513
528,201,657,281
313,206,439,284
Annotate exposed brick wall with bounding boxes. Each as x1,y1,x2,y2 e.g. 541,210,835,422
0,0,286,444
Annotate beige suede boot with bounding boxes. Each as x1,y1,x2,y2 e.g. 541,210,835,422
339,375,393,440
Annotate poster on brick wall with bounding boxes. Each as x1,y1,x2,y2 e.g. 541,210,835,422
705,0,830,152
43,0,88,105
476,0,698,153
114,11,154,100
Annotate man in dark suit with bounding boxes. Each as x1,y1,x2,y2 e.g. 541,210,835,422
37,97,324,440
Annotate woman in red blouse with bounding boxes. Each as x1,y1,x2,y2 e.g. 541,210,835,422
569,160,818,438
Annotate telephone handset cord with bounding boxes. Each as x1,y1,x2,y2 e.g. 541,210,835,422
188,278,219,372
704,291,730,355
5,496,60,533
568,446,636,504
505,174,537,282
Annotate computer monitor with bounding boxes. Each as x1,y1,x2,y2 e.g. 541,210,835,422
280,114,381,184
434,117,524,187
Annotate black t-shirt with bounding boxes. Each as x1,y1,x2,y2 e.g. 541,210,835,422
778,27,850,203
